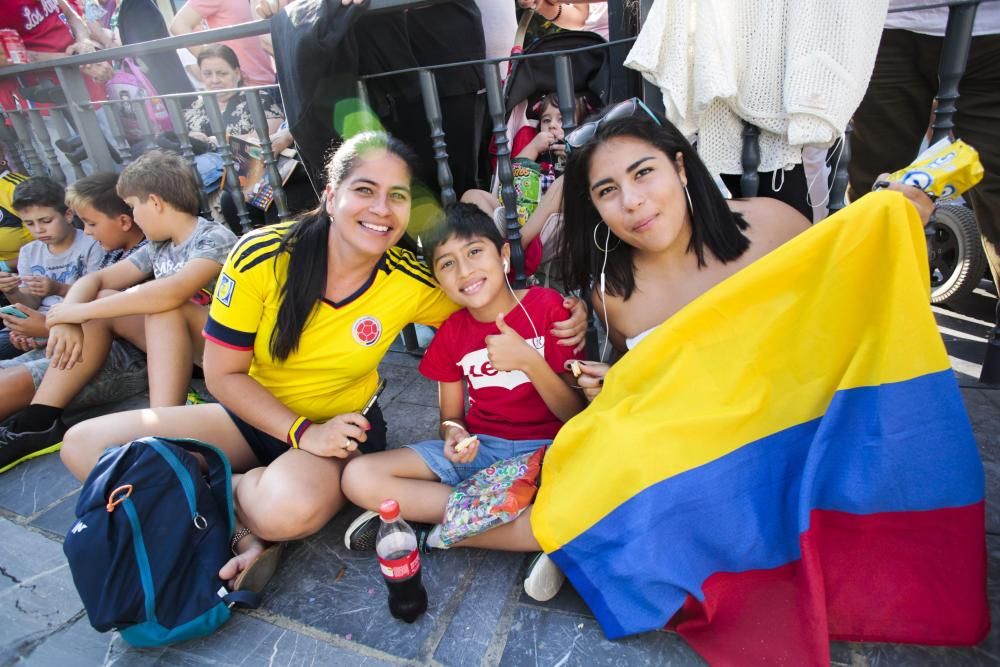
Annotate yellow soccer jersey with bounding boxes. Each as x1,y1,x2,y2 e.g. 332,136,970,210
204,223,459,422
0,171,31,265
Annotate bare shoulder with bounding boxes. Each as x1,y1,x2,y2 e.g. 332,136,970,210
728,197,810,253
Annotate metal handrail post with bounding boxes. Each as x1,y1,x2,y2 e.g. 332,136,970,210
26,108,66,183
202,93,250,231
4,110,46,176
163,97,210,215
486,62,525,287
419,70,456,206
930,1,979,144
54,64,116,173
740,123,761,197
244,89,290,221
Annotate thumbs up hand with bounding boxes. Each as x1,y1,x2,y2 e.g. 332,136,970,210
485,312,540,373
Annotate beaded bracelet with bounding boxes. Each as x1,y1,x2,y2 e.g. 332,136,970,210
287,416,312,449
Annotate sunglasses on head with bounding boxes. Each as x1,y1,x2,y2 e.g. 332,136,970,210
564,97,662,153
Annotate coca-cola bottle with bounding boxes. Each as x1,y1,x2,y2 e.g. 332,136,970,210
376,499,428,623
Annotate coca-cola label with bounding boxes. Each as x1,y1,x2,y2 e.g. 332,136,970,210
0,29,29,65
378,549,421,580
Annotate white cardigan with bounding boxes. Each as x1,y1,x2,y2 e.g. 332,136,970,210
625,0,889,175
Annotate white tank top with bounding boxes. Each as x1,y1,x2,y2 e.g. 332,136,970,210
625,325,658,350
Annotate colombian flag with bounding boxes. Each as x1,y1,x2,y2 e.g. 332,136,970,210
532,191,989,664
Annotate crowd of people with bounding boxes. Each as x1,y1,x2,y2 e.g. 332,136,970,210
0,0,995,660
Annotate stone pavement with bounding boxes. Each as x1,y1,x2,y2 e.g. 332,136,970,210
1,282,999,666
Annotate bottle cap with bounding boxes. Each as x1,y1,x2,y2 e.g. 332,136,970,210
379,499,400,521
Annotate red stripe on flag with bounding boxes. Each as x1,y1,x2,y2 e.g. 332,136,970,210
669,503,989,665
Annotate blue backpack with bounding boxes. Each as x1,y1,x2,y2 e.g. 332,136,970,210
64,437,259,647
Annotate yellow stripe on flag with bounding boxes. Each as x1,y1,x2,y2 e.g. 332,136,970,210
533,192,950,552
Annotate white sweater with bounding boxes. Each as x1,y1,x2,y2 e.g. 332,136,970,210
625,0,889,175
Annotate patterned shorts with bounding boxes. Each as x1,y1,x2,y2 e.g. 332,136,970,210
0,339,148,410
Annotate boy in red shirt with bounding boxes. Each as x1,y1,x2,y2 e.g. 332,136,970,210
341,203,583,595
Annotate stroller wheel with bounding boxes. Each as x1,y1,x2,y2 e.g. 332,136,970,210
928,204,988,305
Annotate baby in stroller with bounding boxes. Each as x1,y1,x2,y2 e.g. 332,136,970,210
461,92,589,281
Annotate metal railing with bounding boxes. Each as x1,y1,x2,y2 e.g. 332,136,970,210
0,0,455,232
2,0,997,378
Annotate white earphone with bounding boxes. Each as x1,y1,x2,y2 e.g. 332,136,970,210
501,255,540,345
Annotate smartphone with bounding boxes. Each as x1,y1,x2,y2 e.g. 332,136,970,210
0,260,10,273
360,378,387,417
0,305,28,318
346,379,387,450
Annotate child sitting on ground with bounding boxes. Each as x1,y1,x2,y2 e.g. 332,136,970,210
462,93,587,278
341,203,583,599
0,177,104,360
0,151,236,464
0,173,149,472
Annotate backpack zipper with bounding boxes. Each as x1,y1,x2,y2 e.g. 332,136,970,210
147,440,208,529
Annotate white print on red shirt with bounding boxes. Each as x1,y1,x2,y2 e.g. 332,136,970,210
458,337,545,391
22,0,64,32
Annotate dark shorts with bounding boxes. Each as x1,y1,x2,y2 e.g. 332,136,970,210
223,404,388,466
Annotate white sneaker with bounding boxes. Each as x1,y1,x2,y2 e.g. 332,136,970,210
523,552,565,602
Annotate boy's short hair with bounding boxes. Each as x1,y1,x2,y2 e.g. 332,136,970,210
424,202,504,274
66,172,132,219
116,150,201,216
12,177,68,214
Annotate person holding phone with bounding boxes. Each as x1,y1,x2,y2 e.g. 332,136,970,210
59,132,588,595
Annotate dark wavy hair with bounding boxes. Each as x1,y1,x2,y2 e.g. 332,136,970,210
270,132,420,361
557,112,749,300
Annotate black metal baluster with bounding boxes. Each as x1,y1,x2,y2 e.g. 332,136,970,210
7,108,46,176
740,122,760,197
244,89,289,221
201,92,250,232
54,63,114,172
930,2,978,144
104,104,133,164
133,94,157,150
164,96,210,215
26,108,66,183
485,62,525,288
827,122,852,215
554,54,576,135
51,107,87,180
419,70,456,205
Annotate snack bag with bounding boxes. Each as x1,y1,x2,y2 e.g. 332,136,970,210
438,446,546,546
884,138,984,200
499,158,542,227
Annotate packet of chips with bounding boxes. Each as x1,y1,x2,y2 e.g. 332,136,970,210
498,158,542,227
438,445,546,547
883,138,983,200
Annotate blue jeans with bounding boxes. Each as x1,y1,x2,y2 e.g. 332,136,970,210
406,434,551,487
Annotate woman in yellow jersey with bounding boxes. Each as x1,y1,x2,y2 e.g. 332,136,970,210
60,131,586,591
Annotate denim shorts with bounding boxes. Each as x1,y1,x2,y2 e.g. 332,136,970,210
223,403,388,466
406,434,551,487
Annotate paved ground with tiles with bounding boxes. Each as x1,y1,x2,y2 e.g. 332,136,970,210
1,281,998,666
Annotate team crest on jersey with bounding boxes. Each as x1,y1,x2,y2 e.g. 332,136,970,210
352,316,382,346
216,273,235,307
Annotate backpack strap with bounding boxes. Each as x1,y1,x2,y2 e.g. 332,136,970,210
154,438,236,537
222,590,260,609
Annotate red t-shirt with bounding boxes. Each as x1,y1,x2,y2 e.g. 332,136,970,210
0,0,75,54
419,286,575,441
0,0,75,102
